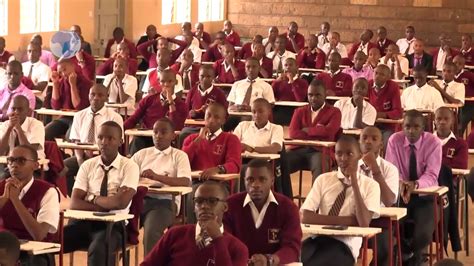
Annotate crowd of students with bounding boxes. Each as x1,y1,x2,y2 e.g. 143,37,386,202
0,19,473,266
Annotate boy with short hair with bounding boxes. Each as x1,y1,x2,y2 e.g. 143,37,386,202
0,231,20,266
347,29,377,60
321,32,348,59
401,65,444,111
202,31,226,62
238,35,263,60
376,26,395,56
213,44,245,84
428,62,465,104
407,39,434,74
97,42,138,76
285,21,305,53
431,33,459,73
453,55,474,134
170,49,200,92
396,25,417,55
342,51,374,81
296,34,326,69
317,22,330,49
223,20,241,47
380,43,409,80
460,34,473,65
267,35,297,74
263,26,279,55
0,37,14,67
253,43,273,78
315,52,353,96
272,58,308,102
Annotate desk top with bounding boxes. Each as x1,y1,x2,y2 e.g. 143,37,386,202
375,118,403,124
241,152,280,160
466,97,474,102
274,101,308,107
343,129,362,135
326,96,349,102
56,139,99,151
298,68,324,73
379,207,407,220
228,111,253,117
125,128,153,137
469,149,474,154
185,119,206,126
191,171,240,181
35,108,77,117
20,240,61,255
452,168,470,175
301,224,381,237
465,65,474,70
393,79,410,84
284,139,336,148
413,186,449,196
105,103,129,108
64,209,133,222
213,83,233,87
139,180,193,195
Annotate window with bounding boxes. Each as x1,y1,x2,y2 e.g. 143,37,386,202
198,0,224,22
0,0,7,36
20,0,59,34
162,0,191,25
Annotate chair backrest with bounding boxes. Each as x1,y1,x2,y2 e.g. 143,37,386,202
127,186,148,245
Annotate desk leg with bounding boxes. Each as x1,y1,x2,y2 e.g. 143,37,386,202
120,222,128,266
396,221,402,266
124,134,130,155
373,235,378,266
388,221,393,266
363,237,368,266
438,195,445,260
464,175,470,256
182,193,187,224
433,195,440,262
321,147,328,173
105,223,113,266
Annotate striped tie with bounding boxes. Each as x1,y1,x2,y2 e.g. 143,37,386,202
328,181,350,216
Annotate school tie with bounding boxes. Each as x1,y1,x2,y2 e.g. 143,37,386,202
390,62,396,79
8,130,19,153
277,56,283,74
242,79,255,106
86,112,99,143
328,180,350,216
404,40,411,56
1,91,14,117
196,230,211,250
442,82,449,92
183,69,192,92
99,165,112,196
27,64,34,79
207,133,215,141
409,144,418,181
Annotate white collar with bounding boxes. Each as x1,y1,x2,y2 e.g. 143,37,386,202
434,131,456,146
99,154,122,170
19,177,35,199
195,223,224,240
243,190,278,208
455,70,465,79
207,128,222,141
222,60,234,72
462,47,472,53
251,121,271,131
89,106,107,116
328,69,341,76
198,85,214,96
153,146,172,156
224,30,234,36
243,191,278,229
311,103,325,113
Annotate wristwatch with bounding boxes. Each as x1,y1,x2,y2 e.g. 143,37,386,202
217,165,226,174
86,194,96,203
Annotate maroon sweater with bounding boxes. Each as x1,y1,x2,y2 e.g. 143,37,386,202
441,137,468,170
97,57,138,76
377,38,396,56
185,85,228,119
213,59,246,84
170,63,200,90
315,71,353,96
285,32,305,53
455,70,474,97
223,192,302,264
461,48,474,66
347,42,378,60
271,78,308,102
140,224,248,266
225,31,241,47
137,39,187,68
146,68,179,95
289,104,341,141
238,42,253,59
296,47,326,69
50,71,92,111
104,38,137,59
0,50,13,67
193,31,212,49
182,132,242,174
0,179,55,242
259,57,274,78
368,80,403,131
203,45,223,62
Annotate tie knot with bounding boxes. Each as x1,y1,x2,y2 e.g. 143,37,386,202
207,133,215,140
100,164,113,173
409,144,416,150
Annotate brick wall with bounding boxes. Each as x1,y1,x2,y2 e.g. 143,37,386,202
227,0,474,48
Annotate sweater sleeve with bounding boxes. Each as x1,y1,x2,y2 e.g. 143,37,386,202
124,97,149,129
274,202,303,264
97,59,113,75
140,228,172,266
182,134,199,165
289,108,309,139
223,135,242,174
137,39,156,62
80,52,96,81
168,100,188,130
292,80,308,102
385,85,403,119
213,236,248,266
307,108,341,140
75,77,92,110
452,140,468,170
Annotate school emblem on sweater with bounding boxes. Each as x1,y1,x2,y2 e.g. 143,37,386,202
214,144,224,155
335,81,344,89
206,259,215,266
268,228,280,244
446,148,455,158
383,101,392,110
462,78,469,85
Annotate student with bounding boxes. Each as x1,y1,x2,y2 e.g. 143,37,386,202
124,69,187,154
136,25,159,71
174,31,203,64
223,159,301,265
65,84,123,195
347,29,377,60
364,48,381,70
359,126,399,266
21,43,51,92
213,44,246,84
97,42,138,76
0,61,36,120
0,37,14,67
267,35,297,74
202,31,226,62
263,26,279,55
376,26,395,56
238,35,263,60
396,25,417,55
227,57,275,112
70,25,92,55
142,48,185,95
29,35,56,68
45,59,92,140
140,181,249,265
272,58,308,102
131,118,192,255
317,22,331,49
334,78,376,129
315,52,353,96
385,110,442,265
194,22,212,49
453,55,474,134
460,34,474,65
321,32,348,59
63,121,139,266
137,36,187,69
104,27,137,58
407,39,434,74
285,79,342,183
0,96,46,159
432,33,459,73
342,51,374,81
401,65,444,111
0,145,60,265
285,21,305,53
380,43,409,80
0,231,20,266
428,62,465,104
253,43,273,78
434,107,468,170
296,34,326,69
223,20,241,47
300,135,381,265
70,47,96,82
102,58,138,115
170,49,200,92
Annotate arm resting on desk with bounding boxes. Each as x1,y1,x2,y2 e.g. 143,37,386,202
70,189,105,212
253,143,282,154
94,186,136,210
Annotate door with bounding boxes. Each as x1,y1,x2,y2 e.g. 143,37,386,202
94,0,124,57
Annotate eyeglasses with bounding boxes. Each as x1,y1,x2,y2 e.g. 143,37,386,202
6,156,37,165
193,197,226,206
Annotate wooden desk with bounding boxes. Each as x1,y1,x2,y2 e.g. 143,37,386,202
96,75,106,80
190,171,240,181
298,68,324,73
21,240,61,255
213,83,233,88
302,224,381,266
35,108,76,117
377,207,407,266
184,119,205,127
343,129,362,136
55,139,99,151
136,71,148,76
241,152,280,160
125,129,153,137
326,96,349,104
105,102,129,118
32,90,43,97
375,118,403,124
274,101,308,107
452,168,470,256
465,65,474,70
465,97,474,102
228,110,253,117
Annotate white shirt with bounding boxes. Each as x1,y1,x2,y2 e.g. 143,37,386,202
233,121,283,149
262,38,273,55
301,170,381,260
142,67,184,95
227,78,275,105
436,48,448,71
334,98,377,129
379,55,409,78
311,103,325,122
317,34,330,49
16,178,60,234
358,157,399,206
396,38,416,55
434,131,457,146
321,43,348,58
21,61,52,85
0,117,46,159
131,146,191,212
73,154,139,214
357,42,369,55
103,74,138,114
434,79,465,104
69,106,124,143
0,68,5,86
207,128,222,142
266,50,296,71
401,83,445,111
243,191,278,229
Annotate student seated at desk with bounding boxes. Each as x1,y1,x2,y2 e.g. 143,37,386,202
21,43,51,92
376,26,395,57
385,110,442,265
334,78,376,129
263,26,279,55
63,121,139,266
202,31,226,62
194,22,212,50
0,231,20,266
170,49,200,92
29,35,56,68
284,21,305,53
359,126,399,266
401,65,444,112
223,159,302,265
65,84,123,195
460,34,474,65
285,79,342,183
131,118,191,255
342,51,374,81
137,36,187,69
0,37,15,67
213,44,245,84
315,52,353,96
267,35,297,74
141,181,249,266
142,48,184,96
365,47,381,70
45,58,92,141
296,34,326,69
407,39,434,75
453,55,474,134
434,107,468,170
272,57,308,102
253,43,273,78
396,25,417,56
380,43,409,80
238,34,263,60
0,145,60,266
431,33,458,73
125,69,187,154
102,58,138,115
428,62,465,104
136,25,159,71
316,22,330,49
321,32,348,59
70,25,91,55
104,27,137,59
347,29,377,61
223,20,241,47
300,135,381,266
97,42,138,76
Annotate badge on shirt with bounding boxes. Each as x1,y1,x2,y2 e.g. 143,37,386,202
462,78,469,85
335,81,344,89
214,144,224,155
268,228,280,244
205,97,216,105
383,101,392,110
447,148,455,158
